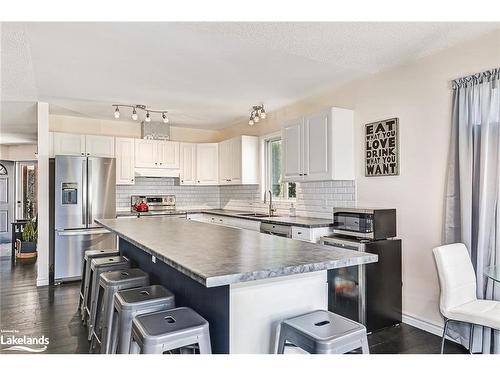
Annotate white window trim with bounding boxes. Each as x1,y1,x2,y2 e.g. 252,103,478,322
259,131,296,203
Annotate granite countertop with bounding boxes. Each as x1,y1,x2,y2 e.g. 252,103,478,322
97,216,377,288
116,208,333,228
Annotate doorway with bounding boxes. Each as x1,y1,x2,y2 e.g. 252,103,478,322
0,161,15,257
15,162,38,220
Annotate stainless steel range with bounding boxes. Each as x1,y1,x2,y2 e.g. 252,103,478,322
130,195,187,217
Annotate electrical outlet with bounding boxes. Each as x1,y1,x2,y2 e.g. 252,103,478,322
152,255,156,263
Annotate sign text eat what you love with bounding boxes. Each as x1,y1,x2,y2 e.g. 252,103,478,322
365,118,399,176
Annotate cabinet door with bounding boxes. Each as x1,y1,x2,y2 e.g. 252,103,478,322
218,139,231,184
230,137,242,184
158,141,180,169
303,110,330,181
135,139,157,168
53,132,86,156
115,138,135,185
85,135,115,157
180,143,197,185
196,143,219,185
282,119,304,181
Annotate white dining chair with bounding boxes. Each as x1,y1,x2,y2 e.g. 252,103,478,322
433,243,500,354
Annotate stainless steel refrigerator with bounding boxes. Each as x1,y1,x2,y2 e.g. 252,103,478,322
53,155,116,282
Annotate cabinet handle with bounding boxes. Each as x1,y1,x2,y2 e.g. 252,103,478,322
155,162,158,165
303,173,308,176
181,180,184,183
81,153,84,155
159,162,162,165
87,153,90,156
219,219,223,222
131,179,134,182
197,180,200,183
297,232,302,235
299,173,303,176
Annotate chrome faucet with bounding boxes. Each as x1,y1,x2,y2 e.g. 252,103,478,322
264,190,276,217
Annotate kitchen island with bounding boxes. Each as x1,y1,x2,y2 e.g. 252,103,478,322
96,216,377,353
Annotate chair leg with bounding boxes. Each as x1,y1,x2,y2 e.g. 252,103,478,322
441,319,450,354
277,325,287,354
468,323,474,354
360,335,370,354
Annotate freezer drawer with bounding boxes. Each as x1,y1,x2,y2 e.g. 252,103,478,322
55,229,116,282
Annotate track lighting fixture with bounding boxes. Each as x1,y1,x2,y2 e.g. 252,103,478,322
248,104,266,126
112,104,169,124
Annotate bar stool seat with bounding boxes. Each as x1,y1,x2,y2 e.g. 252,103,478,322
129,307,211,354
110,285,176,354
277,310,369,354
90,268,150,353
80,249,119,321
87,256,130,340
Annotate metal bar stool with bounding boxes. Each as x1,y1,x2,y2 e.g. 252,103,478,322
110,285,176,354
129,307,211,354
276,310,369,354
89,268,150,353
86,256,130,340
80,249,119,321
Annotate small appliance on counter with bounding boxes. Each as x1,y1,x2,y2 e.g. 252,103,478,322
320,207,402,333
130,195,187,217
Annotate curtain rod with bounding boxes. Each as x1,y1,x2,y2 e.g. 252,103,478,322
452,67,500,89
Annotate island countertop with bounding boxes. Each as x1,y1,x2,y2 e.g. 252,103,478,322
96,216,378,288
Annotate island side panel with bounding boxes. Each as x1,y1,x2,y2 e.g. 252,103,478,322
119,238,230,354
229,271,328,353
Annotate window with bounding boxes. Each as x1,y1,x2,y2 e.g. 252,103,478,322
265,136,296,200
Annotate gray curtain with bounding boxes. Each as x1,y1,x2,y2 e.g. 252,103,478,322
444,67,500,353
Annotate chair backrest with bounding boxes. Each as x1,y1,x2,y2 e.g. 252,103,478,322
432,243,477,315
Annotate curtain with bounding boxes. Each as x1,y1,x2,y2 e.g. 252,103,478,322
444,68,500,353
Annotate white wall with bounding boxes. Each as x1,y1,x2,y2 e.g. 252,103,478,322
0,144,37,161
218,29,500,328
49,114,223,143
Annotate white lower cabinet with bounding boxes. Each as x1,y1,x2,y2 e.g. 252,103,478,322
291,226,333,243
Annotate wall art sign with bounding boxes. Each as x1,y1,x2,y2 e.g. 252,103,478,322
365,118,399,177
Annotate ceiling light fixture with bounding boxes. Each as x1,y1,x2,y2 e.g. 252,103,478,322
112,104,169,124
248,104,266,126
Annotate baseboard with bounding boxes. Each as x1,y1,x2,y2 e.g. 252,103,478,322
36,277,49,287
402,313,444,337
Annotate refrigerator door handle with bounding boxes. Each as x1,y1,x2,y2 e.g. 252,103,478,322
82,159,87,226
56,229,111,236
88,158,93,226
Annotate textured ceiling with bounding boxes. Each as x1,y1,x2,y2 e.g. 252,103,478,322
1,22,499,144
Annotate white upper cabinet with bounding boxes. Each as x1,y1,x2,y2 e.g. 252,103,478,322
180,143,197,185
52,132,86,156
158,141,180,169
218,135,259,185
85,135,115,157
52,132,114,157
134,139,180,169
115,138,135,185
196,143,219,185
282,107,354,182
283,119,304,180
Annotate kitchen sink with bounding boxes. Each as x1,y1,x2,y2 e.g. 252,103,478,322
237,213,276,218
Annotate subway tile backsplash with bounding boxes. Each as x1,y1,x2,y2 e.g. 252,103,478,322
117,178,355,219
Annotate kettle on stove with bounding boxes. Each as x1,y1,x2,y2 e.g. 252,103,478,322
133,199,149,212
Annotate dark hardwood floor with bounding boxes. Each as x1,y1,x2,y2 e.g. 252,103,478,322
0,254,468,354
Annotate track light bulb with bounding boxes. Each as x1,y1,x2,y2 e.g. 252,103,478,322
260,110,266,119
114,106,120,119
253,115,260,123
131,108,138,121
249,119,254,126
162,113,169,123
145,112,151,122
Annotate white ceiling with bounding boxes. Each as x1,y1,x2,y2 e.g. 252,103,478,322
1,22,499,144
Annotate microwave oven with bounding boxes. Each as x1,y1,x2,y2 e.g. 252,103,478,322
332,208,396,240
